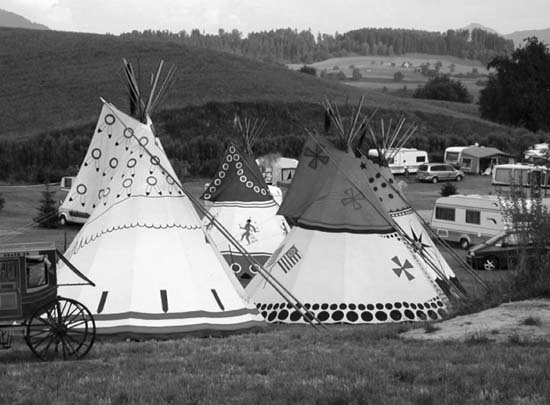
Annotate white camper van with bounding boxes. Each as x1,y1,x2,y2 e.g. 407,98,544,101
367,148,428,174
443,146,469,168
255,155,298,186
430,194,505,249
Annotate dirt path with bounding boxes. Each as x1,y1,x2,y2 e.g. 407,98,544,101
402,299,550,343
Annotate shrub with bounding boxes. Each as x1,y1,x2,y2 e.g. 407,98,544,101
351,67,362,81
298,65,316,76
34,183,58,228
440,182,458,196
0,193,4,212
413,75,473,103
500,192,550,299
393,71,404,82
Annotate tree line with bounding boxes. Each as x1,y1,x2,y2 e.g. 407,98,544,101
0,101,546,184
120,27,513,65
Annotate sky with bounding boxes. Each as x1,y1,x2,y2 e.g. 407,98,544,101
1,0,549,36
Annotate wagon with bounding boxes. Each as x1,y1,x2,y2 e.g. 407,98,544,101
0,242,96,361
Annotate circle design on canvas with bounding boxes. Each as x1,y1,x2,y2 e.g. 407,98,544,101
146,176,158,186
127,158,137,168
76,184,87,195
91,148,102,159
123,128,134,139
104,114,116,125
123,178,133,188
109,158,119,169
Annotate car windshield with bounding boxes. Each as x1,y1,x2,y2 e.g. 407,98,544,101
418,164,428,171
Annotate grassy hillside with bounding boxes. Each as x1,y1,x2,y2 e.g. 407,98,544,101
0,27,364,139
2,27,538,183
1,27,506,141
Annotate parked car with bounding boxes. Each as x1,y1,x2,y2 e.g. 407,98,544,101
416,163,464,183
466,229,538,271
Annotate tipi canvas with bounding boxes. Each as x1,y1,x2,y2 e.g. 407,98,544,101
202,143,289,282
58,102,264,336
246,135,450,324
357,153,464,297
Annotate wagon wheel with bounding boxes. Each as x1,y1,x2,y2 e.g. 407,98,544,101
25,297,96,361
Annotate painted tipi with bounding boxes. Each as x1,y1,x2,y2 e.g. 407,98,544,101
246,133,452,325
57,63,264,335
356,121,465,297
201,118,289,283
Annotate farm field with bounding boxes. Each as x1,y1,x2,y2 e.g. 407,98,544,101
290,53,488,102
2,175,548,404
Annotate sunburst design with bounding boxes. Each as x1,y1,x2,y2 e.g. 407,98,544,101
410,227,430,256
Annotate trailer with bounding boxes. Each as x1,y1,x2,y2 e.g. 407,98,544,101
367,148,428,174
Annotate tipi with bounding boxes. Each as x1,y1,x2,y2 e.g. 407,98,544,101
246,126,453,324
57,62,264,336
355,113,465,297
202,116,289,282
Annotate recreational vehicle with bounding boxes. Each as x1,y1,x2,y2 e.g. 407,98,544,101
492,163,550,197
60,176,75,191
443,146,469,168
430,194,506,249
445,145,512,174
255,155,298,186
367,148,428,174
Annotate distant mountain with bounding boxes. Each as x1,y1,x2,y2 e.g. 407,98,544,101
0,9,49,30
504,28,550,47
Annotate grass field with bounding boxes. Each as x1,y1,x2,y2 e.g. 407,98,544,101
1,323,549,404
306,54,488,103
2,175,548,403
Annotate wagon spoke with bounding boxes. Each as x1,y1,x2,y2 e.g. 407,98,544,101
38,334,56,360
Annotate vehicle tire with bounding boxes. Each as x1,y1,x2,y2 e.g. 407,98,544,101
483,256,498,271
59,216,67,226
456,175,463,182
431,177,439,184
459,238,470,250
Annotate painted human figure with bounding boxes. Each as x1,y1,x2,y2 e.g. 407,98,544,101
240,219,257,244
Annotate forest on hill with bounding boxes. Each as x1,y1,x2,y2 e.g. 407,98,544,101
121,27,514,65
0,100,539,184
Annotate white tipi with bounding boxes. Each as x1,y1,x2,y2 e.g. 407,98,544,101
246,133,452,324
57,77,264,335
